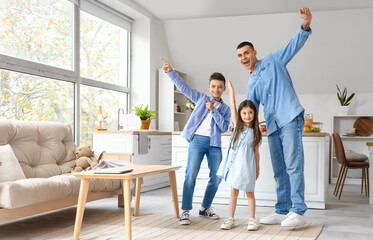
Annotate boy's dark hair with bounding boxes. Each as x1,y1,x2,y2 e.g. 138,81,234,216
209,72,226,85
236,41,255,50
231,100,262,149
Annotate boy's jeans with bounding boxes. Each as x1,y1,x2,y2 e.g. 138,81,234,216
267,114,307,215
181,135,222,211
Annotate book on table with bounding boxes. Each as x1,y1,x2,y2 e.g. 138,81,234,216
93,168,133,174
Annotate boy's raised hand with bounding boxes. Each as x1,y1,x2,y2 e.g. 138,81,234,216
205,97,215,111
161,57,172,72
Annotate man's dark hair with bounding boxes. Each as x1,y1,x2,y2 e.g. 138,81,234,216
237,41,254,50
209,72,226,85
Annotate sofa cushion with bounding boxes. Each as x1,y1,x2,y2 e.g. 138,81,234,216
0,120,77,178
0,173,121,209
0,144,26,183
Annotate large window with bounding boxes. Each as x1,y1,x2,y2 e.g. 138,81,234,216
80,86,128,145
0,0,73,70
80,11,128,86
0,0,132,146
0,69,74,124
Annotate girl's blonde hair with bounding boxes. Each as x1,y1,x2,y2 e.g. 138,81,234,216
231,100,261,149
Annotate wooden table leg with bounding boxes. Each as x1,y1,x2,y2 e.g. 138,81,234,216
123,179,132,240
133,177,142,216
73,178,90,240
168,171,180,218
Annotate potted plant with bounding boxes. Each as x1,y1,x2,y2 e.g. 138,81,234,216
131,104,157,130
336,85,355,115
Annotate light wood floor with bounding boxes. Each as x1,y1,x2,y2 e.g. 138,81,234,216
0,184,372,240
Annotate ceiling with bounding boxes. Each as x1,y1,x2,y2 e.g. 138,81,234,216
130,0,373,20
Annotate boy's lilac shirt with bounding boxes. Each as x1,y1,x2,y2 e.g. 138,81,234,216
246,25,312,135
166,70,231,148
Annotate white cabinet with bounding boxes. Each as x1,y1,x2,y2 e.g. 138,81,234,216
159,69,191,132
92,132,172,192
172,134,329,209
331,115,373,184
144,135,172,189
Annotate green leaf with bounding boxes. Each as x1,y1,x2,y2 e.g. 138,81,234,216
130,104,158,120
345,93,355,105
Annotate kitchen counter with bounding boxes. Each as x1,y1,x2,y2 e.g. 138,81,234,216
94,130,172,135
172,132,330,209
172,131,330,137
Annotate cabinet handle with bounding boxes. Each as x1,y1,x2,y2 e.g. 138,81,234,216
148,137,151,149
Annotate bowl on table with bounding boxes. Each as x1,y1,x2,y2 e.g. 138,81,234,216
303,122,323,132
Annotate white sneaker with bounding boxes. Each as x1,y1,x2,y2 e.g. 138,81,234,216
281,212,306,227
221,217,235,230
247,218,259,231
259,213,287,225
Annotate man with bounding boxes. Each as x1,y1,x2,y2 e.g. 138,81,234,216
236,7,312,227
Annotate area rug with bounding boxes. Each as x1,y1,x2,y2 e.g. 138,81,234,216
35,212,323,240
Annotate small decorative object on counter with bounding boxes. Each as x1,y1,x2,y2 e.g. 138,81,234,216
305,113,313,123
336,84,355,115
259,121,266,132
303,113,313,132
303,113,323,132
310,122,323,132
260,124,267,132
131,104,158,130
95,105,108,131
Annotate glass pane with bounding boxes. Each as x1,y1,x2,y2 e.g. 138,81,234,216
80,11,128,86
80,85,128,146
0,69,74,127
0,0,73,70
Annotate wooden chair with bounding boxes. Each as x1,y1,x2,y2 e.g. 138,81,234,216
332,133,370,200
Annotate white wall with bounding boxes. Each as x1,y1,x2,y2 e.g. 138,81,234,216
162,8,373,133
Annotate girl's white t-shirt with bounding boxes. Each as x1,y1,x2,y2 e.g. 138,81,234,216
195,101,221,137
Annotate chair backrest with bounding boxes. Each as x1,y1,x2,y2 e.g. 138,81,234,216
332,133,348,166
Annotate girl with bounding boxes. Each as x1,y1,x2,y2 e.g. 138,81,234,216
217,79,261,231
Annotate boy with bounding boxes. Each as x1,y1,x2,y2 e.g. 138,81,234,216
161,58,231,225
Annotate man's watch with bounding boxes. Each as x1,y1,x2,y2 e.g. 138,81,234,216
302,23,310,31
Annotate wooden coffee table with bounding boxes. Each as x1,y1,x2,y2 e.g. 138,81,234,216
73,165,181,240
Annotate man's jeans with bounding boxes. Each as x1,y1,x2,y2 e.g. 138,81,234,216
267,114,307,215
181,135,222,210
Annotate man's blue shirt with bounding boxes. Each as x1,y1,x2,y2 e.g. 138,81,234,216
167,70,231,147
246,25,312,135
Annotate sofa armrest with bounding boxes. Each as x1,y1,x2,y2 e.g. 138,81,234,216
99,152,133,162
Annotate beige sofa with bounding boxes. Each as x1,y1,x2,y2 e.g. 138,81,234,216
0,119,125,224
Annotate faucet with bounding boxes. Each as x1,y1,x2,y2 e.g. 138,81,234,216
118,108,124,130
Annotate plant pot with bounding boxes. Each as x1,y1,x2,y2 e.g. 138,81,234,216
140,120,151,130
338,106,350,115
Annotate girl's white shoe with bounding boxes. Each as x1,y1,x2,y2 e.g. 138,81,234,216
247,218,259,231
221,217,235,230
